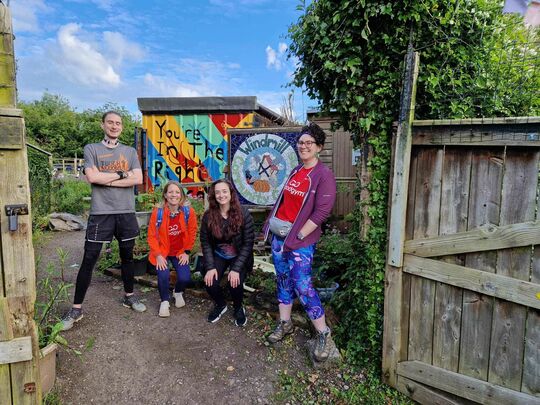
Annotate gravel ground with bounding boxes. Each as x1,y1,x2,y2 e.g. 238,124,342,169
36,230,311,405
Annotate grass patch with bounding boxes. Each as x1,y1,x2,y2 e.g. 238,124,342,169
274,365,413,404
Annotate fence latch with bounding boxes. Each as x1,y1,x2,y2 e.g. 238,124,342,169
5,204,29,231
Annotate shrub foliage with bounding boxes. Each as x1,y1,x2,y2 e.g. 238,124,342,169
288,0,539,370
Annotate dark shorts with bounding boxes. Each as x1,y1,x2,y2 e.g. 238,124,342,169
85,213,140,243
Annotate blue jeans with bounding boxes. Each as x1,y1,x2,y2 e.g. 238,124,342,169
150,256,191,302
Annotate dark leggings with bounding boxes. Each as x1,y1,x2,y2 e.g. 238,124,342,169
73,239,135,305
204,255,245,309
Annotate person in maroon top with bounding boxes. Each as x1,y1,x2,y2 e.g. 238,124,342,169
263,122,336,362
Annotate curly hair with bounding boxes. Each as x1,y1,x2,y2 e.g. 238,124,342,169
205,179,243,240
300,121,326,146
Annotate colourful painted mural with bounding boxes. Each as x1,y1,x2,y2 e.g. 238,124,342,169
230,130,300,206
142,113,254,190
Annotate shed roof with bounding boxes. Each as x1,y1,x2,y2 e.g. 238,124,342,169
137,96,285,124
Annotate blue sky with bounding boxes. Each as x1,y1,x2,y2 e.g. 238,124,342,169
11,0,308,120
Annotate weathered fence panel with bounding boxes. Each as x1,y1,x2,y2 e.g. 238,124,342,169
384,120,540,404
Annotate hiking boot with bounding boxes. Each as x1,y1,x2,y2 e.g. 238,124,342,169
313,327,331,362
207,305,227,323
234,306,247,327
173,292,185,308
60,307,83,331
267,319,294,343
159,301,170,317
122,295,146,312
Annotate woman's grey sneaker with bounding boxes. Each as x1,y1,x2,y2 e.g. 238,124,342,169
61,307,83,331
267,319,294,343
122,295,146,312
207,305,227,323
234,306,247,327
313,327,331,362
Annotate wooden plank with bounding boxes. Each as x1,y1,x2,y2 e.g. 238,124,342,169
0,144,41,404
408,147,443,363
488,148,538,390
397,360,540,405
404,221,540,257
0,336,32,364
413,136,540,147
459,148,504,381
387,50,419,267
432,148,470,372
413,117,540,126
383,265,406,385
403,255,540,310
523,246,540,395
397,376,476,405
522,151,540,396
0,363,11,404
382,50,419,387
0,297,13,341
8,297,40,405
0,149,37,299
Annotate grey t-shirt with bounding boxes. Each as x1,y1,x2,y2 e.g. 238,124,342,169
83,142,141,215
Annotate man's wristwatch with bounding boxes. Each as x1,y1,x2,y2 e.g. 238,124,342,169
297,232,305,240
117,171,126,179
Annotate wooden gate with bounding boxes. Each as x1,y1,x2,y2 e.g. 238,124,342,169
0,5,42,404
383,51,540,405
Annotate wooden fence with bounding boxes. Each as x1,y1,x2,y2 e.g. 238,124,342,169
383,50,540,404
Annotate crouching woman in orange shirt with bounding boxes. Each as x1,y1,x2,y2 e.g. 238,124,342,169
147,180,198,317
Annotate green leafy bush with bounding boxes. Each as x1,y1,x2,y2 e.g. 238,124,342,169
28,146,52,223
51,179,91,214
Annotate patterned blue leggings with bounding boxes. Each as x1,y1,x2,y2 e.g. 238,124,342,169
271,236,324,320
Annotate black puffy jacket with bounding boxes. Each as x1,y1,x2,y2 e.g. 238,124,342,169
200,206,255,275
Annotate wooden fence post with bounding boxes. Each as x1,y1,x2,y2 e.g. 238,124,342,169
0,4,42,404
382,46,419,386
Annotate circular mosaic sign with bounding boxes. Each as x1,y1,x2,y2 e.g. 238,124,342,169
231,133,298,205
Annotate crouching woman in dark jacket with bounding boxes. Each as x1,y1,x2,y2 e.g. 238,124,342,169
200,179,254,327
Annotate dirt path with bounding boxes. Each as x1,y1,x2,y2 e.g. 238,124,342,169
36,231,310,405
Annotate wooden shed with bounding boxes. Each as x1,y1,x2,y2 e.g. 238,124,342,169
307,112,357,218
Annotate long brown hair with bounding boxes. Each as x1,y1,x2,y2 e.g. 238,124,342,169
206,179,243,239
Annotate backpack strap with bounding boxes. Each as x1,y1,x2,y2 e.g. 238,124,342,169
182,205,190,225
156,207,164,229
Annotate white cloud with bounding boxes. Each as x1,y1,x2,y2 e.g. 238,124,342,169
103,31,145,68
266,42,288,71
56,23,120,87
11,0,50,33
142,74,206,98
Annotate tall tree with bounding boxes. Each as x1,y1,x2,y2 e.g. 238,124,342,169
20,93,140,157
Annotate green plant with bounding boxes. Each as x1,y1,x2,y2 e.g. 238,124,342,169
28,146,52,222
35,261,72,349
43,389,63,405
248,267,276,295
51,179,91,214
274,363,412,404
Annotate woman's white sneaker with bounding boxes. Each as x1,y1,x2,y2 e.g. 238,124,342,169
159,301,170,317
174,292,185,308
